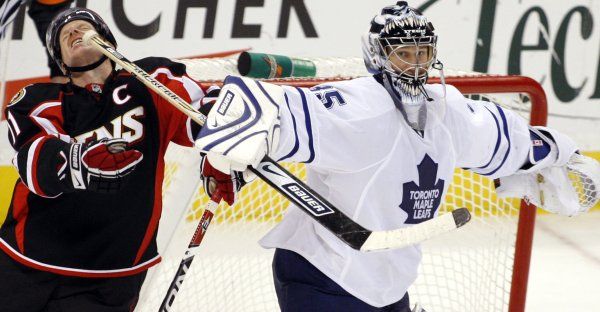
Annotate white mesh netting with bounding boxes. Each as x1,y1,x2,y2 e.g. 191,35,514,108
135,55,543,312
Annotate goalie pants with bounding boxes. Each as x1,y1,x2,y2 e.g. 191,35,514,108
0,250,146,312
273,248,410,312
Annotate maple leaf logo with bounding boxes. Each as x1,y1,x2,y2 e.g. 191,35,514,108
399,154,445,224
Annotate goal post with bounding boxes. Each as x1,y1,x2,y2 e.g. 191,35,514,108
135,57,547,312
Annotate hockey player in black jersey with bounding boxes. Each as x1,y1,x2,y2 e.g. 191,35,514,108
0,7,214,311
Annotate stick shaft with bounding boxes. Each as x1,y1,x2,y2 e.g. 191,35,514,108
159,198,219,311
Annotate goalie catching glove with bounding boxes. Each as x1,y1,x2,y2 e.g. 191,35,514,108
495,127,600,216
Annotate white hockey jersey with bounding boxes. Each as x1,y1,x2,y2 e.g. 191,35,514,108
259,76,532,307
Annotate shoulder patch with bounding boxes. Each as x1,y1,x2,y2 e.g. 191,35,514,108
7,88,26,107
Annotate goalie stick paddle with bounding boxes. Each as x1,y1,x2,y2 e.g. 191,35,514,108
159,193,221,312
82,31,472,252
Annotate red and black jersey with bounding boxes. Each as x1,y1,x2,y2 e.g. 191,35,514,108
1,57,205,277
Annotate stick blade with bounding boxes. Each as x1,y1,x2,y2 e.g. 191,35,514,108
359,208,472,252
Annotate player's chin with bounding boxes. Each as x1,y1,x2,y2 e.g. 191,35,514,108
76,46,97,58
67,49,100,66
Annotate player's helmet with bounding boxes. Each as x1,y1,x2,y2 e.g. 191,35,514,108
362,1,437,96
46,7,117,73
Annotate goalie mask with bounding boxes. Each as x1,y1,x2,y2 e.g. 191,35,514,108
362,1,444,130
46,7,117,75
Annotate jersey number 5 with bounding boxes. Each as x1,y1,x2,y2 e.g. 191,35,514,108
310,86,346,109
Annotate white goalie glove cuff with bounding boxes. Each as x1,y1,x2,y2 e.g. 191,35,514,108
195,75,281,170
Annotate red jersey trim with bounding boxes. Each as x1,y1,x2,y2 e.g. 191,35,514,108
0,238,161,278
29,101,70,143
12,183,30,254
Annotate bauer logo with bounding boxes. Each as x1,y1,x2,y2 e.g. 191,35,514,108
217,90,235,116
283,183,334,216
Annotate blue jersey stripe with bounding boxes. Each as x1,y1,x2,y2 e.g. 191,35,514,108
480,105,512,176
474,106,502,170
278,93,300,162
296,87,315,163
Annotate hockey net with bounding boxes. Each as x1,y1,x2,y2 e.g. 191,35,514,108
135,57,546,312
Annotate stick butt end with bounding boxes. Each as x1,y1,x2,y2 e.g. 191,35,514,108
452,208,471,228
82,30,99,46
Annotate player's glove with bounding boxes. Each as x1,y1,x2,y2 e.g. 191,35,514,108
200,153,255,206
67,138,143,193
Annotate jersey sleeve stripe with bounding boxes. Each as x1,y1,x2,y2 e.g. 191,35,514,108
30,101,70,142
296,87,315,163
26,136,49,197
183,76,203,144
150,69,204,145
6,111,20,146
277,93,300,162
477,105,512,176
471,106,502,170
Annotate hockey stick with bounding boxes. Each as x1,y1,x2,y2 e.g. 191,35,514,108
158,192,221,312
82,31,471,252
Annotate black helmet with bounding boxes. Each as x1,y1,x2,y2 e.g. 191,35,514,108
46,7,117,73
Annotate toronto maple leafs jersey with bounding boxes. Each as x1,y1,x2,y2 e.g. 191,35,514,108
259,75,532,307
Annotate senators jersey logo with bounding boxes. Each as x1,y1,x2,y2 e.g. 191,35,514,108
75,106,145,143
8,88,26,107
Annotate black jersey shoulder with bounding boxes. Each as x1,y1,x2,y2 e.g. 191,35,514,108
5,83,65,118
133,57,188,77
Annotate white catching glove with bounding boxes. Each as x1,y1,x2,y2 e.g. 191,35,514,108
194,75,282,173
496,153,600,216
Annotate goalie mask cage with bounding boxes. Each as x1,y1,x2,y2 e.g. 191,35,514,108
135,57,547,312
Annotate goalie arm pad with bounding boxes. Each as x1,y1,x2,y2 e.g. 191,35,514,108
195,76,281,172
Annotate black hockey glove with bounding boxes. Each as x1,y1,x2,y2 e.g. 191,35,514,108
66,138,143,193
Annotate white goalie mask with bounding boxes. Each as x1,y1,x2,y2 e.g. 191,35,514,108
362,1,445,130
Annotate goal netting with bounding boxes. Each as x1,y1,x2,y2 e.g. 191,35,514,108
134,56,546,312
